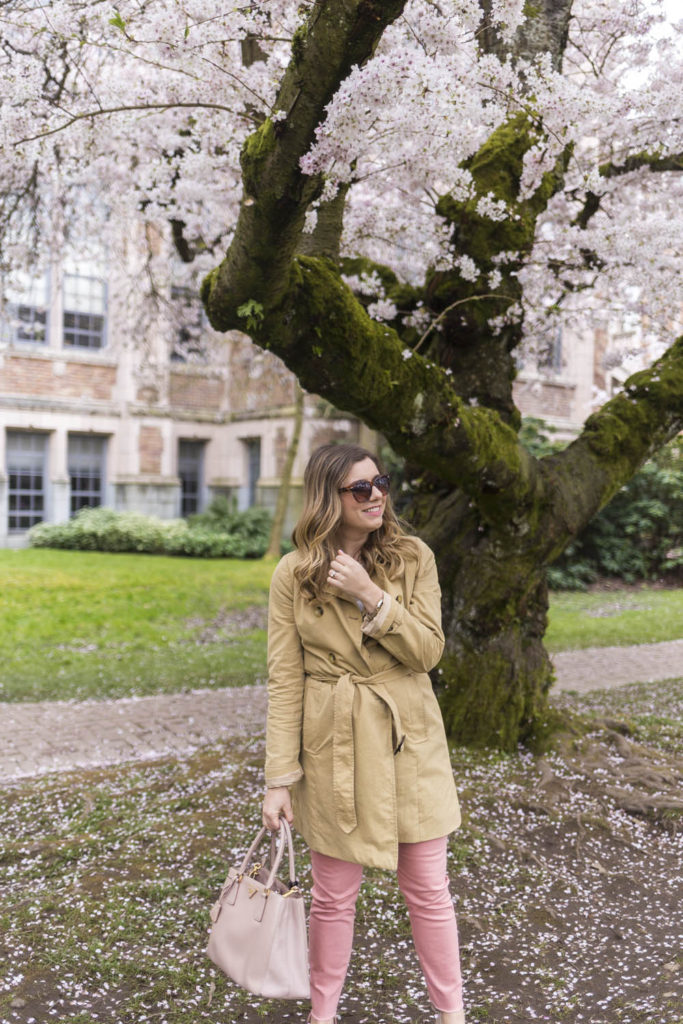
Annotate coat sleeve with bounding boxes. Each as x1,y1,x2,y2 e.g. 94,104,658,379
264,556,306,788
361,541,445,672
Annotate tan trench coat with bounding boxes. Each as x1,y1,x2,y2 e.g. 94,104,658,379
264,537,461,870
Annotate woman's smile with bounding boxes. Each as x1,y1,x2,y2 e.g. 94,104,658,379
338,456,387,538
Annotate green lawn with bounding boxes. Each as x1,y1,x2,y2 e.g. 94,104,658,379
2,549,682,702
0,549,274,702
545,585,683,651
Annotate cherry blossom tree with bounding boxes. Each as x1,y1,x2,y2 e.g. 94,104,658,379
1,0,682,746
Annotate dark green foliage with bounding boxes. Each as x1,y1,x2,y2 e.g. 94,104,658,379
28,502,272,559
547,442,683,589
188,496,270,537
518,422,683,589
518,417,565,458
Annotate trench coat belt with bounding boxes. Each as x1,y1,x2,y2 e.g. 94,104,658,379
311,665,407,836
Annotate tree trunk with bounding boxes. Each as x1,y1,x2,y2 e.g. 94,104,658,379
202,0,683,748
265,382,304,559
407,484,552,749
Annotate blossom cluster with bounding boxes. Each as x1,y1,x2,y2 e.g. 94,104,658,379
0,0,681,355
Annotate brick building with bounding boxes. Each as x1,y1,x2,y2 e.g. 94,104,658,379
0,246,642,548
0,249,373,547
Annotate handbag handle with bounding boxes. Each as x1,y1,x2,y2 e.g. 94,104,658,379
237,817,297,889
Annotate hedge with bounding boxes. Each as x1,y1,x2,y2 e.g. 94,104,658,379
28,501,272,558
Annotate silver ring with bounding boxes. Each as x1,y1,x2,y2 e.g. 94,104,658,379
330,569,336,578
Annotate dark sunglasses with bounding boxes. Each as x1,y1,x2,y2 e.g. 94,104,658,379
338,474,391,503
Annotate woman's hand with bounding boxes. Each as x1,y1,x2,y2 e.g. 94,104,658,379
262,786,294,831
327,549,383,611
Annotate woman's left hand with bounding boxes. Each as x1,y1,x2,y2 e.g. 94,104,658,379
328,549,383,611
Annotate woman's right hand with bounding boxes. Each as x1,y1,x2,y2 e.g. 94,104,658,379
262,786,294,831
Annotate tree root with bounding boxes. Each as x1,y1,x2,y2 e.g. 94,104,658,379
559,719,683,831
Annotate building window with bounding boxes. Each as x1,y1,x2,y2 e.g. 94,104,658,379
178,440,204,516
68,434,106,515
539,327,563,374
170,285,207,362
3,273,49,345
239,437,261,510
7,431,48,532
63,271,107,349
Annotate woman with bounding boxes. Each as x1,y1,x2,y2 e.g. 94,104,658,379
262,443,465,1024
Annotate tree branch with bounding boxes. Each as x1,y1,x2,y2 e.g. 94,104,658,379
413,293,517,353
14,102,251,146
477,0,573,71
242,254,542,526
599,151,683,179
202,0,408,330
572,151,683,228
541,335,683,557
296,183,350,261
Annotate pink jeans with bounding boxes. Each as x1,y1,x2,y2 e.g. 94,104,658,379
309,836,464,1019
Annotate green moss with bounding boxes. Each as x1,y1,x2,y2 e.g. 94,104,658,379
240,117,276,195
199,265,218,309
279,255,427,415
464,113,537,202
580,335,683,492
291,22,307,63
339,256,423,315
340,255,400,290
439,637,552,751
435,114,571,280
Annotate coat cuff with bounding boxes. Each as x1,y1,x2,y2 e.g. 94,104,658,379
265,766,303,788
361,591,403,638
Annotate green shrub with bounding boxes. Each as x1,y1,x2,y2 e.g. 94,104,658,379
29,502,272,559
187,495,237,530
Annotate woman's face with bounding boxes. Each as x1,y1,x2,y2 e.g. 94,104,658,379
338,457,387,537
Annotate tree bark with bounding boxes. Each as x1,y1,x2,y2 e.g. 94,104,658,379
203,0,683,747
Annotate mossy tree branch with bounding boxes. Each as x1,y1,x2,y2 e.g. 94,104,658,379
425,114,572,422
573,151,683,228
539,336,683,558
254,254,543,528
202,0,407,327
599,151,683,179
296,185,350,262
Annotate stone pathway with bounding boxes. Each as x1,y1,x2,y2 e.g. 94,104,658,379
0,640,680,782
552,638,683,694
0,686,267,782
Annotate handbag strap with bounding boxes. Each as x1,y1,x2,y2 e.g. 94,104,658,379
265,817,296,890
237,817,297,888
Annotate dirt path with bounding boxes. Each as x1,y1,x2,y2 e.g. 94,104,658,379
0,639,680,781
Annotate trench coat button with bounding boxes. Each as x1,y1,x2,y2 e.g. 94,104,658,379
396,595,402,603
328,652,337,663
314,606,324,616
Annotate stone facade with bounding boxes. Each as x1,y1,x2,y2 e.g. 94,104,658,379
0,246,638,547
0,252,364,547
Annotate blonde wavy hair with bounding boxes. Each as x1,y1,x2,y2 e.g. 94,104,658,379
292,443,413,602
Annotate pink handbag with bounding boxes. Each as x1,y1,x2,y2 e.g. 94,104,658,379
206,817,310,1000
